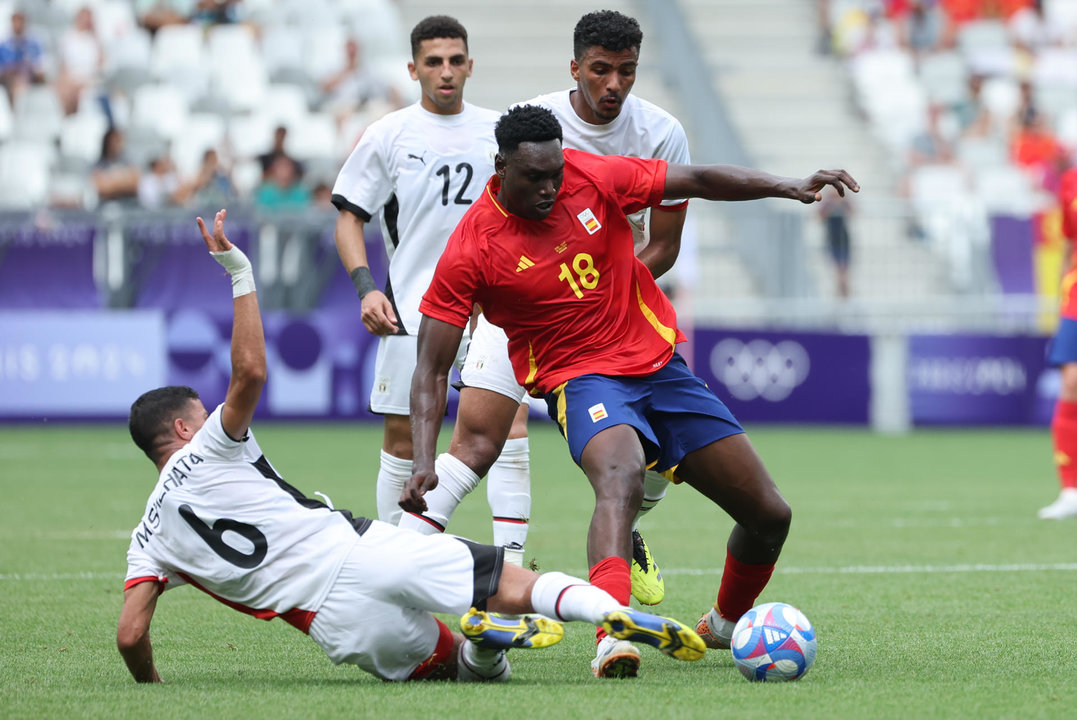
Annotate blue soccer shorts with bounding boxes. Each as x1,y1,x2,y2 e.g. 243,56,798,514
543,353,744,473
1048,317,1077,366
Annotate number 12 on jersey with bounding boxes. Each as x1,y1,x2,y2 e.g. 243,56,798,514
558,253,600,299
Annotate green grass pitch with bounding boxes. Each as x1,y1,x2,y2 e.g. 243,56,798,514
2,420,1076,719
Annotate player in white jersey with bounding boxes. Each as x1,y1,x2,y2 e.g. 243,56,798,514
331,16,503,528
398,11,688,626
116,209,707,684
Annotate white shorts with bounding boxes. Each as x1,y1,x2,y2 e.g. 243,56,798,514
460,316,528,403
308,520,503,681
370,333,469,415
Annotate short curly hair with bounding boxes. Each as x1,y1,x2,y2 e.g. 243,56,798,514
410,15,468,56
573,10,643,59
495,105,563,154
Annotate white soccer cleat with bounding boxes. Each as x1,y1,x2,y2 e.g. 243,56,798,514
1038,488,1077,520
695,606,736,650
591,636,641,679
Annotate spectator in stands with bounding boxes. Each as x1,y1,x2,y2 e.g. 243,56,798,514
56,6,105,115
189,148,235,207
259,125,303,181
819,188,854,298
909,102,956,166
896,0,946,60
312,181,333,208
92,127,141,204
138,154,188,209
1011,107,1064,189
255,155,311,210
135,0,191,34
0,10,46,106
951,73,993,138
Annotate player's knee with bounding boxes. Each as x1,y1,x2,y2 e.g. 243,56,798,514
592,467,646,513
449,428,503,477
754,496,792,547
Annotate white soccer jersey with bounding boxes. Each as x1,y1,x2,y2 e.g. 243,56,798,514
332,101,500,335
521,89,690,201
124,406,365,627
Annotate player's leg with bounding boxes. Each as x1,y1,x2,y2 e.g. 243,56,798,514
396,386,518,533
368,335,422,524
487,402,531,565
676,433,791,648
1041,356,1077,519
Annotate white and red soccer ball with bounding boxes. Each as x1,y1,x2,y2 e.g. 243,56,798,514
730,602,817,682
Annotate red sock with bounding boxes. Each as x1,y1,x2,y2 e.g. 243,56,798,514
1053,400,1077,490
715,550,775,622
589,556,630,642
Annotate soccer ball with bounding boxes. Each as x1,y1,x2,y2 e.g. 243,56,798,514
730,602,817,682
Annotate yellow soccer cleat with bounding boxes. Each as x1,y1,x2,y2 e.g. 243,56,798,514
460,608,564,650
601,608,706,662
630,529,665,605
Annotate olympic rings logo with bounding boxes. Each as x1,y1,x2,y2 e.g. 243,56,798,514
709,338,811,402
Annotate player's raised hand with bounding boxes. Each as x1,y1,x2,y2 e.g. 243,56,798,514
399,470,439,514
196,209,233,252
793,170,859,204
360,290,400,335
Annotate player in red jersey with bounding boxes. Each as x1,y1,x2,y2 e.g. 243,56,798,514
405,105,858,678
1040,161,1077,519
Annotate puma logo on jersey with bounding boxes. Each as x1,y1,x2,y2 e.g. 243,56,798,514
516,256,535,272
407,152,427,165
577,208,601,235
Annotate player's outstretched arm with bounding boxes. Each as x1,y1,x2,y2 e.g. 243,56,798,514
402,316,466,513
196,209,266,441
116,581,163,683
663,164,859,204
334,210,399,335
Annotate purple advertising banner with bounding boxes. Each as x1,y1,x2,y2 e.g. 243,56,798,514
0,222,100,309
691,328,871,424
0,311,166,417
908,333,1054,426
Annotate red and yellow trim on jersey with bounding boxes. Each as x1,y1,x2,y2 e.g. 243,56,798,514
524,342,539,389
124,575,167,591
635,281,678,348
176,571,317,634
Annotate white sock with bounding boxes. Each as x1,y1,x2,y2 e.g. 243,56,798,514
529,571,622,624
488,437,531,564
631,469,670,530
456,641,510,682
397,453,481,534
376,450,412,525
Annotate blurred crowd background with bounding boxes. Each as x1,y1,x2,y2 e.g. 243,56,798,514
2,0,1077,429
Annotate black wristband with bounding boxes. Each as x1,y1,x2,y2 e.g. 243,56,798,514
349,266,378,299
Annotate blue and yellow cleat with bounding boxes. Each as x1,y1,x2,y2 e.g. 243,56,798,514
601,608,706,662
460,608,564,650
630,530,665,605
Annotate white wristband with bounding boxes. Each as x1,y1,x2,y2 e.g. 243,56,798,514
210,247,256,298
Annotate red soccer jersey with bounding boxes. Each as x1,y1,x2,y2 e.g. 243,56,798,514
420,148,686,395
1059,168,1077,319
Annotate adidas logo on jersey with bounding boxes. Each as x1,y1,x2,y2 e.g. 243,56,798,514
516,256,535,272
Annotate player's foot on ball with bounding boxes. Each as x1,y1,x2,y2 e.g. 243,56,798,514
591,635,641,678
695,607,736,650
630,529,665,605
601,608,705,662
460,608,564,650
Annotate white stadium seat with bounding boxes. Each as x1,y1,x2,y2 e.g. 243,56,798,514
60,111,109,164
131,84,190,142
172,113,226,179
0,142,53,209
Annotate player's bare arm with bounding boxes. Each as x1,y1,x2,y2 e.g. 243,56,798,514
401,316,467,512
334,210,399,335
663,164,859,204
635,205,687,279
196,209,266,441
116,581,163,683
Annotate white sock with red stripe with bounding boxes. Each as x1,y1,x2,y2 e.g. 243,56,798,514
487,437,531,566
396,453,480,535
529,571,621,624
376,450,411,525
